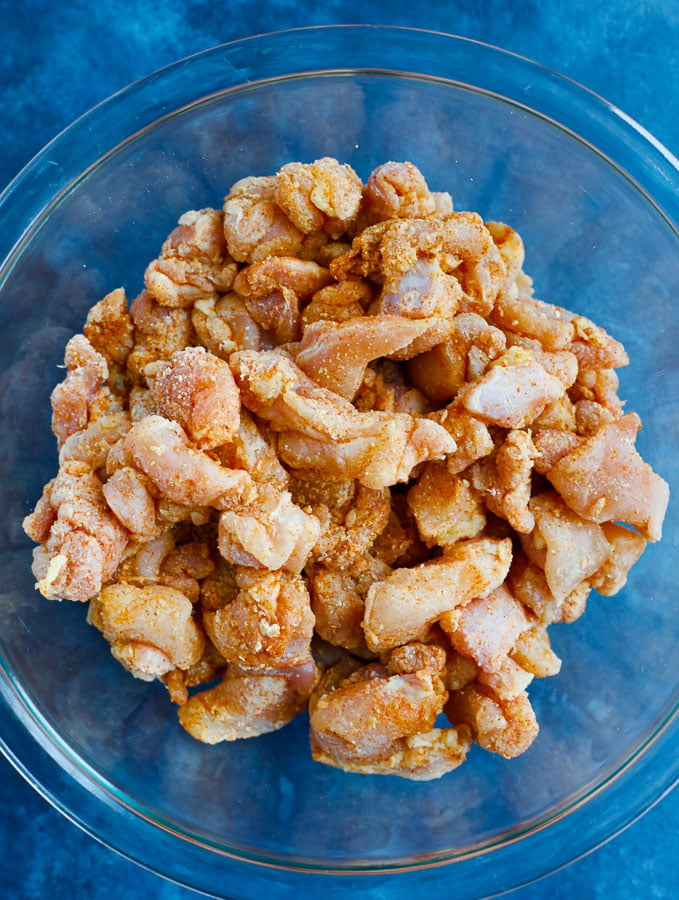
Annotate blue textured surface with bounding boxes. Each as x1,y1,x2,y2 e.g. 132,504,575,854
1,2,678,898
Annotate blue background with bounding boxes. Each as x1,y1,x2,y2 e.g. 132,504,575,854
1,1,677,898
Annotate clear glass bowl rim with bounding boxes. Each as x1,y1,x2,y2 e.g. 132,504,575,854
0,24,678,899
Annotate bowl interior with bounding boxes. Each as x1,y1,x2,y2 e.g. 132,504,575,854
1,66,678,871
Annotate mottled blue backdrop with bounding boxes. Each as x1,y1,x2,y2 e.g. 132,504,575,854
1,1,677,898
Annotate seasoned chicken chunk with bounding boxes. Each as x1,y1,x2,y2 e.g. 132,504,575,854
89,582,205,678
204,569,315,673
446,684,539,759
547,413,669,541
407,463,486,547
275,157,363,238
223,175,303,263
50,335,109,447
179,668,308,743
149,346,241,450
145,208,237,307
26,460,129,602
362,537,513,652
364,161,439,222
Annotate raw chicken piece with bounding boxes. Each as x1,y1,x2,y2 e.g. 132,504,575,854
294,315,434,400
123,415,254,509
59,412,131,472
311,725,471,780
547,413,669,541
231,349,454,489
127,290,194,380
149,346,240,450
277,414,455,490
83,287,135,370
223,175,303,263
485,221,525,289
216,409,289,494
192,293,268,359
440,584,534,671
407,463,486,547
309,658,447,764
218,490,320,574
301,279,371,326
461,346,566,428
364,161,439,222
490,290,575,351
290,476,389,569
275,158,363,238
89,582,205,677
309,555,391,655
469,430,537,533
50,335,109,446
103,466,158,541
354,359,432,417
204,569,315,672
590,522,647,596
383,641,447,676
362,537,513,652
145,208,237,307
446,684,539,759
476,656,534,700
25,460,129,602
510,626,562,678
568,315,629,370
519,492,610,602
234,256,332,344
377,257,461,357
407,312,507,405
432,404,495,475
179,668,307,742
331,212,505,316
508,554,590,625
532,428,583,474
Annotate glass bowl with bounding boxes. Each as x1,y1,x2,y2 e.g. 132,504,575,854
1,26,678,900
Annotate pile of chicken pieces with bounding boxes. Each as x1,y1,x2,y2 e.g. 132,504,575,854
23,159,669,780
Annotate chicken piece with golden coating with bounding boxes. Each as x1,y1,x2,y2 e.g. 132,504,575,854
309,554,391,656
468,429,538,534
362,537,513,653
24,460,129,603
122,415,254,509
148,346,240,450
233,256,332,345
127,290,195,381
490,290,575,351
218,489,320,574
407,462,486,548
439,584,534,672
50,335,109,447
88,582,205,680
145,208,237,308
519,491,610,602
445,684,539,759
178,666,308,743
231,349,455,489
222,175,304,263
204,569,315,679
275,158,363,239
547,413,669,541
363,161,439,222
293,315,435,400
